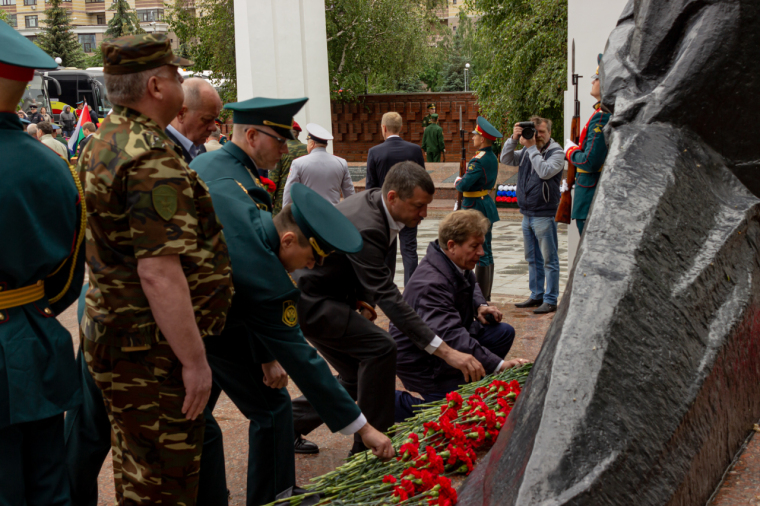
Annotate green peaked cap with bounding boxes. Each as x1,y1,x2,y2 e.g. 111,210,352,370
289,183,363,255
474,116,503,139
225,97,308,140
0,20,57,71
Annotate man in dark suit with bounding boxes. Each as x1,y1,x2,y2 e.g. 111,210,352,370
365,112,426,285
76,122,96,156
292,161,486,455
165,77,221,163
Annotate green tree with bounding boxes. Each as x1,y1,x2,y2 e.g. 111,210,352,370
84,44,104,68
105,0,144,39
36,0,86,68
465,0,567,141
0,10,9,24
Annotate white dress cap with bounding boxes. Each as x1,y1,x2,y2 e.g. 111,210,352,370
306,123,334,142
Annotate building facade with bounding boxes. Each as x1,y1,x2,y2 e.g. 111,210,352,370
1,0,180,52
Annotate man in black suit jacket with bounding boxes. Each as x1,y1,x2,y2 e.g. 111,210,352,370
292,161,486,454
76,122,96,156
365,112,426,285
165,77,222,163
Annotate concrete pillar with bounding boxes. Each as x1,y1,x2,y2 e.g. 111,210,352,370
233,0,333,152
565,0,628,269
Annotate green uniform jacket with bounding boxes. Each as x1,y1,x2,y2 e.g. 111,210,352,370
421,123,445,162
0,112,85,430
204,177,362,432
422,114,434,130
455,146,500,224
568,105,611,221
191,141,273,211
269,139,308,215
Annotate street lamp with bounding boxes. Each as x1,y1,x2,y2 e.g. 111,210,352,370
464,63,470,92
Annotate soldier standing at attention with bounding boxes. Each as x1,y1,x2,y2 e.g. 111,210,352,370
421,113,445,162
454,117,502,300
77,34,233,506
269,120,308,215
0,20,86,506
565,55,611,235
422,103,436,130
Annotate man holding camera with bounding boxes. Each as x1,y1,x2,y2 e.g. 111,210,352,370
500,117,564,314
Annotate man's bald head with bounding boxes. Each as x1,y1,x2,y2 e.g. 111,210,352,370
172,77,223,144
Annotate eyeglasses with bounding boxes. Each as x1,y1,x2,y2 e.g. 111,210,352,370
252,127,287,147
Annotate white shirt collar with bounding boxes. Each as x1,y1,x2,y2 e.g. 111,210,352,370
385,135,400,139
166,124,200,154
380,195,405,245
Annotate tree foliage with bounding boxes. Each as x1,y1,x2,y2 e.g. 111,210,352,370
84,44,104,68
37,0,86,68
165,0,236,106
105,0,144,39
465,0,567,141
326,0,446,99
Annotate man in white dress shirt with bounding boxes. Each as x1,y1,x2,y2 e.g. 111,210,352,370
283,123,355,206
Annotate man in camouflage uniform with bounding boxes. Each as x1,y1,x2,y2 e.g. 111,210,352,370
77,34,233,506
269,120,308,215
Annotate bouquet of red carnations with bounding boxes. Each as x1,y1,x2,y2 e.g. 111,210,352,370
266,363,532,506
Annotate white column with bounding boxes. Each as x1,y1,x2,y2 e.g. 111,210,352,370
565,0,628,270
233,0,333,152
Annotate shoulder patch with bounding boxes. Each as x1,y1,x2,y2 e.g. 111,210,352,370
152,185,178,221
467,163,476,171
475,151,486,159
282,300,298,327
593,125,603,133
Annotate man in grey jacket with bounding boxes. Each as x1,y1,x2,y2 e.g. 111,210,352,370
500,117,565,314
283,122,354,206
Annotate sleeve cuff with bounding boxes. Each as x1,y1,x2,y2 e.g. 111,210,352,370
566,146,581,161
338,413,367,435
493,360,504,374
425,335,443,354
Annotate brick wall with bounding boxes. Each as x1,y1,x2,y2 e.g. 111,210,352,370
331,92,481,162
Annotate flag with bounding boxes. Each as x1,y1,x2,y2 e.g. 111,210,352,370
68,103,93,157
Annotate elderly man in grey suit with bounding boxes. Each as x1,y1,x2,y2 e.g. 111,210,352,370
282,123,355,206
291,161,486,455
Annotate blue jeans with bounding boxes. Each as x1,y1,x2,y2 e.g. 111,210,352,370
521,216,559,305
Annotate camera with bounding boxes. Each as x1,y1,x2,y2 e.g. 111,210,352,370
518,121,536,140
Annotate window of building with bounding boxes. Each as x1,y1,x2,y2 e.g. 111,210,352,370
79,33,96,53
25,15,38,27
1,0,16,5
23,0,35,5
8,13,17,26
137,8,163,22
453,25,457,31
85,0,105,3
96,13,105,24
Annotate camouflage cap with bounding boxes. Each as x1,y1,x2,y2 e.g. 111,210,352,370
102,33,193,75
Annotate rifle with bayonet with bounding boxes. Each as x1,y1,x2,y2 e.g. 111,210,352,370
455,106,465,210
555,39,582,224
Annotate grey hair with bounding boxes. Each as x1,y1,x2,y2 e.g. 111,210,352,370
382,161,435,200
104,66,164,106
182,77,218,111
27,123,38,136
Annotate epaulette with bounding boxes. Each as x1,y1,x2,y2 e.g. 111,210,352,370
475,151,486,159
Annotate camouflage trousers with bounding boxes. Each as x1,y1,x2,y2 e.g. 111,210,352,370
83,338,205,506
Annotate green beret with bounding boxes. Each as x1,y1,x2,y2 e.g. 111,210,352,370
289,183,363,258
102,34,193,75
225,97,308,141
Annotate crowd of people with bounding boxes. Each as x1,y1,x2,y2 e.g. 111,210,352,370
2,16,611,506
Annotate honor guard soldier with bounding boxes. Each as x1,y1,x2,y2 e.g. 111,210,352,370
197,181,393,505
191,97,309,212
0,20,86,505
455,116,502,300
421,112,445,162
565,55,611,235
422,103,436,130
76,33,233,506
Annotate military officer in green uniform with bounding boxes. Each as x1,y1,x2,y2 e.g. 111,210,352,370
422,103,436,130
269,120,309,215
190,97,305,212
197,178,393,505
0,19,86,505
454,116,502,300
77,34,233,506
421,113,445,162
565,55,611,235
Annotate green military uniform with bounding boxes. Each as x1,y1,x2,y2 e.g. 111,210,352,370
455,116,503,300
78,34,233,506
0,19,86,505
421,103,436,130
269,138,308,215
421,114,445,162
567,102,611,234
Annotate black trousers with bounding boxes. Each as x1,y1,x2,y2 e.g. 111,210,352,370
292,309,397,446
384,227,419,285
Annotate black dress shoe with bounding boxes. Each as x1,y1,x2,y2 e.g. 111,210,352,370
294,435,319,454
515,298,543,308
533,302,557,314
